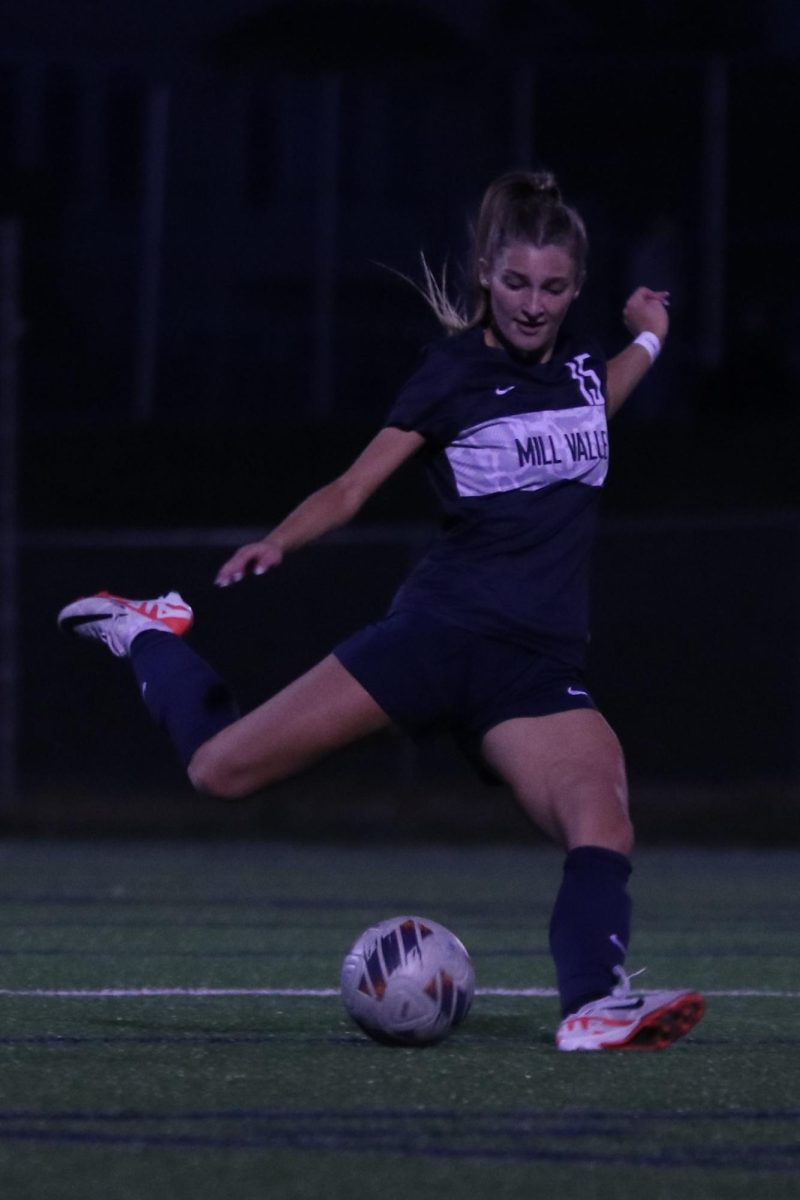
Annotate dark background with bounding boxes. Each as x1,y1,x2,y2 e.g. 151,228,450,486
1,0,799,839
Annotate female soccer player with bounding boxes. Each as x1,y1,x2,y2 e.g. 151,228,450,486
59,170,704,1051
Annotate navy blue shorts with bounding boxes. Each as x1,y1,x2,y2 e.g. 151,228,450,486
333,610,596,748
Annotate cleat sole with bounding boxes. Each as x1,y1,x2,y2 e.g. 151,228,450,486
604,992,705,1051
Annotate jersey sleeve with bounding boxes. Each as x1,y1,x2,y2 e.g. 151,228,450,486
384,342,460,445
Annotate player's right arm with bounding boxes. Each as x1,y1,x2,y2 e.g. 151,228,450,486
215,426,426,587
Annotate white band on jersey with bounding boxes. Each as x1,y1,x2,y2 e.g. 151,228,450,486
632,331,662,362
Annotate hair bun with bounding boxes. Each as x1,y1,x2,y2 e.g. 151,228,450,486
528,171,561,203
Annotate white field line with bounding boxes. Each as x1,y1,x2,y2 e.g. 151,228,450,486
0,987,797,999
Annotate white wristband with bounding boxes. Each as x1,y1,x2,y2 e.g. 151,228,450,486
632,331,661,362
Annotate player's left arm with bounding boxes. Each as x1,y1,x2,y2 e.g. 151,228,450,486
605,287,670,419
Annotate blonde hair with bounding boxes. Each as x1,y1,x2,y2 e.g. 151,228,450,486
416,169,588,335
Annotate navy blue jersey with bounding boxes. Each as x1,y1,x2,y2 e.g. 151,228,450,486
385,325,609,654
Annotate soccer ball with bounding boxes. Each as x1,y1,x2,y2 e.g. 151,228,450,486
340,915,475,1046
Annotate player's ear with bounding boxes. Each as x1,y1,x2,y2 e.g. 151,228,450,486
478,258,490,288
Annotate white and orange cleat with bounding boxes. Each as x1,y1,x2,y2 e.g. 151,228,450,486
57,591,194,658
556,967,705,1052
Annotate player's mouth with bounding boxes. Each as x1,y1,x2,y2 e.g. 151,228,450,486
513,318,546,338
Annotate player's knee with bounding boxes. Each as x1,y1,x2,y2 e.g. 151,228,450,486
583,778,634,855
587,779,634,854
549,776,634,855
187,743,254,800
610,810,635,857
559,805,634,856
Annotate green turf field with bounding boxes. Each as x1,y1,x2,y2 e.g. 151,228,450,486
0,838,798,1199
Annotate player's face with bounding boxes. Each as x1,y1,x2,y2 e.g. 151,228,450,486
483,242,581,360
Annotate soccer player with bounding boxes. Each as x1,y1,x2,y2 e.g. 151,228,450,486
58,170,704,1051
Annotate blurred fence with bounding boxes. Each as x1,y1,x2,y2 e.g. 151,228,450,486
5,514,799,841
1,45,797,428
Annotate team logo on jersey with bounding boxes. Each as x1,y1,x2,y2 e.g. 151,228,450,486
566,354,604,406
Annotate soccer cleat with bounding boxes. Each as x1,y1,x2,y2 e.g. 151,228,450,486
556,967,705,1052
57,591,194,658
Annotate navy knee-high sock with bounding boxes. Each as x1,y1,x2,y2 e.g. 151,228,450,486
549,845,632,1017
129,631,240,766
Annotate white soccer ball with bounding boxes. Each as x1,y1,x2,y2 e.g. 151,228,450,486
340,915,475,1046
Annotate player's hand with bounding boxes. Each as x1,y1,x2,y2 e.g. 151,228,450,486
215,539,283,587
623,287,670,342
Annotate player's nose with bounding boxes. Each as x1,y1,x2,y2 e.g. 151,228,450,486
520,290,543,317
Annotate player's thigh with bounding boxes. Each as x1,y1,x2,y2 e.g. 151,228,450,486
480,708,632,852
188,654,392,797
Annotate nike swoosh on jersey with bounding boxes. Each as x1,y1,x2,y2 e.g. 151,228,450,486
495,385,516,395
